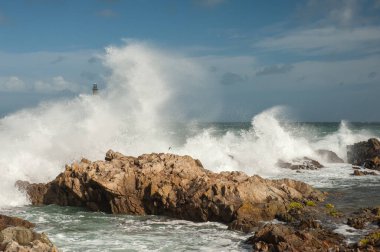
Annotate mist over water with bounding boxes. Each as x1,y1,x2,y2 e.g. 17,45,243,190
0,42,378,208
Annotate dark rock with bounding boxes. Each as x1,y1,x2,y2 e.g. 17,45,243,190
245,223,347,252
347,138,380,170
315,149,344,163
18,151,325,232
357,229,380,249
277,157,324,170
347,207,380,229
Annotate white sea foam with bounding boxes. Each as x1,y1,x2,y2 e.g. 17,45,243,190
0,42,377,207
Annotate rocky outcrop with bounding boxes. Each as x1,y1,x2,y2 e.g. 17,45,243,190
347,138,380,170
315,149,344,163
18,151,324,232
245,201,380,251
277,157,324,170
347,207,380,229
0,214,57,252
245,223,348,252
352,169,378,176
357,230,380,250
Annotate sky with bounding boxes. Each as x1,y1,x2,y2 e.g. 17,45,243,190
0,0,379,121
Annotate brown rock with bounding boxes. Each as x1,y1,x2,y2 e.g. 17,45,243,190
0,215,57,252
352,170,378,176
246,223,347,252
0,215,34,231
347,138,380,170
347,207,380,229
357,229,380,249
18,151,324,232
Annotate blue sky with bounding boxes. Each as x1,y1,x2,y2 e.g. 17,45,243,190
0,0,380,121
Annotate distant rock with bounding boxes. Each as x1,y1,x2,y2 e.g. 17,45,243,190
347,138,380,170
315,149,344,163
277,157,324,170
0,214,57,252
352,169,378,176
17,150,324,232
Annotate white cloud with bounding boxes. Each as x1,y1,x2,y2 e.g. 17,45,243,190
254,26,380,55
34,76,79,93
0,76,27,92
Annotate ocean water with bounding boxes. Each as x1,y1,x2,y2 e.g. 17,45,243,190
0,121,379,251
1,43,380,251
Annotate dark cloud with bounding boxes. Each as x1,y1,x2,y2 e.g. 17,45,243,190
368,71,377,78
96,9,118,18
50,56,65,64
220,72,245,85
256,64,294,76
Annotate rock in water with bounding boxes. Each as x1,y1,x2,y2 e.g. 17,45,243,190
0,214,58,252
352,169,377,176
18,150,324,232
347,138,380,170
315,149,344,163
246,223,346,252
277,157,324,170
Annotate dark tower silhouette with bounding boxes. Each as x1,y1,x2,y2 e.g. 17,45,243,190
92,84,98,95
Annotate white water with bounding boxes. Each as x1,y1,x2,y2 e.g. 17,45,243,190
0,42,377,208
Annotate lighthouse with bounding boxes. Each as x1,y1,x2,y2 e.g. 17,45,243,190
92,83,98,95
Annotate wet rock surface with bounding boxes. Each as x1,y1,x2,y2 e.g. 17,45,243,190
0,214,57,252
277,157,324,170
347,138,380,170
352,169,378,176
245,200,380,251
347,207,380,229
246,223,347,252
18,151,324,232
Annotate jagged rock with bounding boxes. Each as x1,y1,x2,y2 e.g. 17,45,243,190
0,215,34,231
315,149,344,163
245,223,348,252
277,157,324,170
0,214,57,252
347,138,380,170
352,170,378,176
347,207,380,229
357,229,380,250
18,151,324,232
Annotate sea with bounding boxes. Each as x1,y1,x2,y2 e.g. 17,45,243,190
1,117,380,251
1,44,379,251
